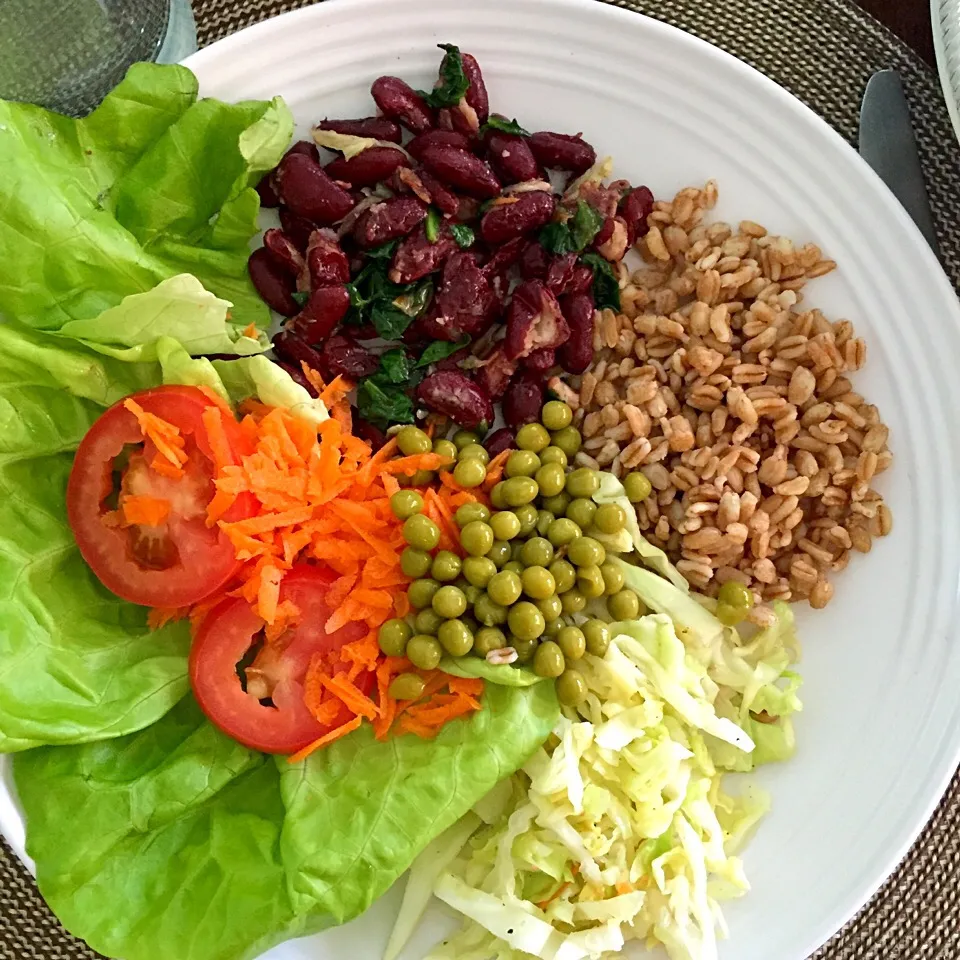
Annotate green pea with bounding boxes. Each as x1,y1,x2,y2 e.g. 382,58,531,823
490,511,522,541
541,492,571,516
455,502,491,527
409,469,436,486
438,619,474,656
390,489,423,520
460,581,483,606
566,497,597,529
522,565,556,600
432,550,462,582
561,589,587,615
400,547,432,579
508,601,546,641
539,445,568,468
432,438,458,469
453,429,480,451
408,578,440,609
520,537,554,568
718,580,755,611
458,443,490,464
503,476,539,506
549,559,577,594
433,585,469,619
463,555,497,587
533,640,565,678
556,669,587,705
583,619,611,657
548,518,582,547
535,463,567,498
623,471,653,503
577,565,606,599
503,560,524,575
608,588,641,621
407,635,442,670
397,425,432,456
474,627,507,655
542,617,564,638
512,638,538,663
474,594,508,626
460,520,495,557
488,570,523,606
505,450,541,478
486,540,512,568
415,608,444,635
556,626,586,661
516,422,551,453
594,502,627,535
565,468,600,499
378,619,412,657
511,539,525,562
514,503,539,536
550,425,582,456
389,673,426,701
541,400,573,431
403,513,440,550
536,594,563,622
454,458,487,489
490,481,509,510
568,536,606,568
600,561,625,595
717,602,747,627
536,509,556,536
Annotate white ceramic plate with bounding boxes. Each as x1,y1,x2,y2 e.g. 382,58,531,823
933,0,960,142
4,0,960,958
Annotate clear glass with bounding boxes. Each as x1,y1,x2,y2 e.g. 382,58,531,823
0,0,198,117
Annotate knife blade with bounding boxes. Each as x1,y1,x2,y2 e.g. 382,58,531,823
859,69,941,258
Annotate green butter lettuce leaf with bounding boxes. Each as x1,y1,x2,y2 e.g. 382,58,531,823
440,657,545,687
0,62,292,333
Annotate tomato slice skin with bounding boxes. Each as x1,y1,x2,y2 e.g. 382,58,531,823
67,385,255,609
189,564,371,755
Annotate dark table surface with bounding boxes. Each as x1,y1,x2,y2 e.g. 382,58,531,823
859,0,935,62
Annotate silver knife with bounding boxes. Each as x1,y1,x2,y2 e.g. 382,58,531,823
859,69,941,258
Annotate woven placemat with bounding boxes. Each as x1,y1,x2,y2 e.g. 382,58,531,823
2,1,959,958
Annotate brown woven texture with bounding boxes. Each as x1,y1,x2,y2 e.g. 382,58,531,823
2,1,959,958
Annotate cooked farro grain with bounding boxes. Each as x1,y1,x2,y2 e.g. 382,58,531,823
569,181,893,611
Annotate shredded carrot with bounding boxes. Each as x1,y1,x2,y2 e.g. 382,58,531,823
242,322,258,339
147,607,183,630
123,398,187,476
483,448,512,490
319,673,379,721
331,399,352,432
615,881,634,896
536,882,571,911
120,495,170,527
287,716,362,764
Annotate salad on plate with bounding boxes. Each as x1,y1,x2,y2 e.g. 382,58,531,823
0,41,892,960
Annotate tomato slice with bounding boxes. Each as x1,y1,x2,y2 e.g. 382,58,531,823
189,564,371,754
67,385,255,609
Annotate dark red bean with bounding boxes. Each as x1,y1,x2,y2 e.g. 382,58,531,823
435,343,472,371
285,139,321,164
520,240,550,280
557,293,596,374
353,196,428,249
417,252,499,342
417,170,461,217
473,345,518,401
528,131,596,175
289,286,350,344
484,427,515,458
523,347,556,373
480,191,556,245
592,218,615,248
438,106,477,138
619,186,654,240
453,196,480,224
579,180,628,219
275,360,319,397
304,230,351,287
352,415,388,450
503,372,546,430
389,223,458,284
262,228,305,278
273,329,325,371
420,145,501,199
595,216,631,262
248,248,299,316
503,280,570,361
279,207,318,252
545,253,578,296
481,236,526,300
416,371,494,430
461,53,489,123
486,133,541,185
319,334,379,380
325,146,410,188
274,153,354,225
567,265,594,295
256,173,281,208
408,129,473,160
371,76,434,134
315,117,402,143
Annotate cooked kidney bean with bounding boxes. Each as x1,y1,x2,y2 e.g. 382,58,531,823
353,196,428,249
420,145,500,199
557,292,596,374
248,248,299,316
416,371,494,430
304,231,351,287
567,264,594,295
408,129,473,160
592,218,615,248
484,427,515,457
503,280,570,361
279,207,318,252
389,223,457,283
325,146,410,188
435,342,472,371
480,236,525,300
528,131,596,175
319,333,379,380
578,180,628,219
503,372,546,430
352,414,388,450
523,347,556,372
545,252,577,296
273,329,325,371
461,53,489,123
275,360,319,397
274,153,354,225
289,285,350,344
256,173,281,208
485,133,541,185
619,186,654,239
262,228,305,278
315,117,402,143
371,76,434,133
474,345,518,400
480,191,556,245
285,139,321,164
520,240,550,279
417,170,461,217
595,216,630,262
418,252,499,341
